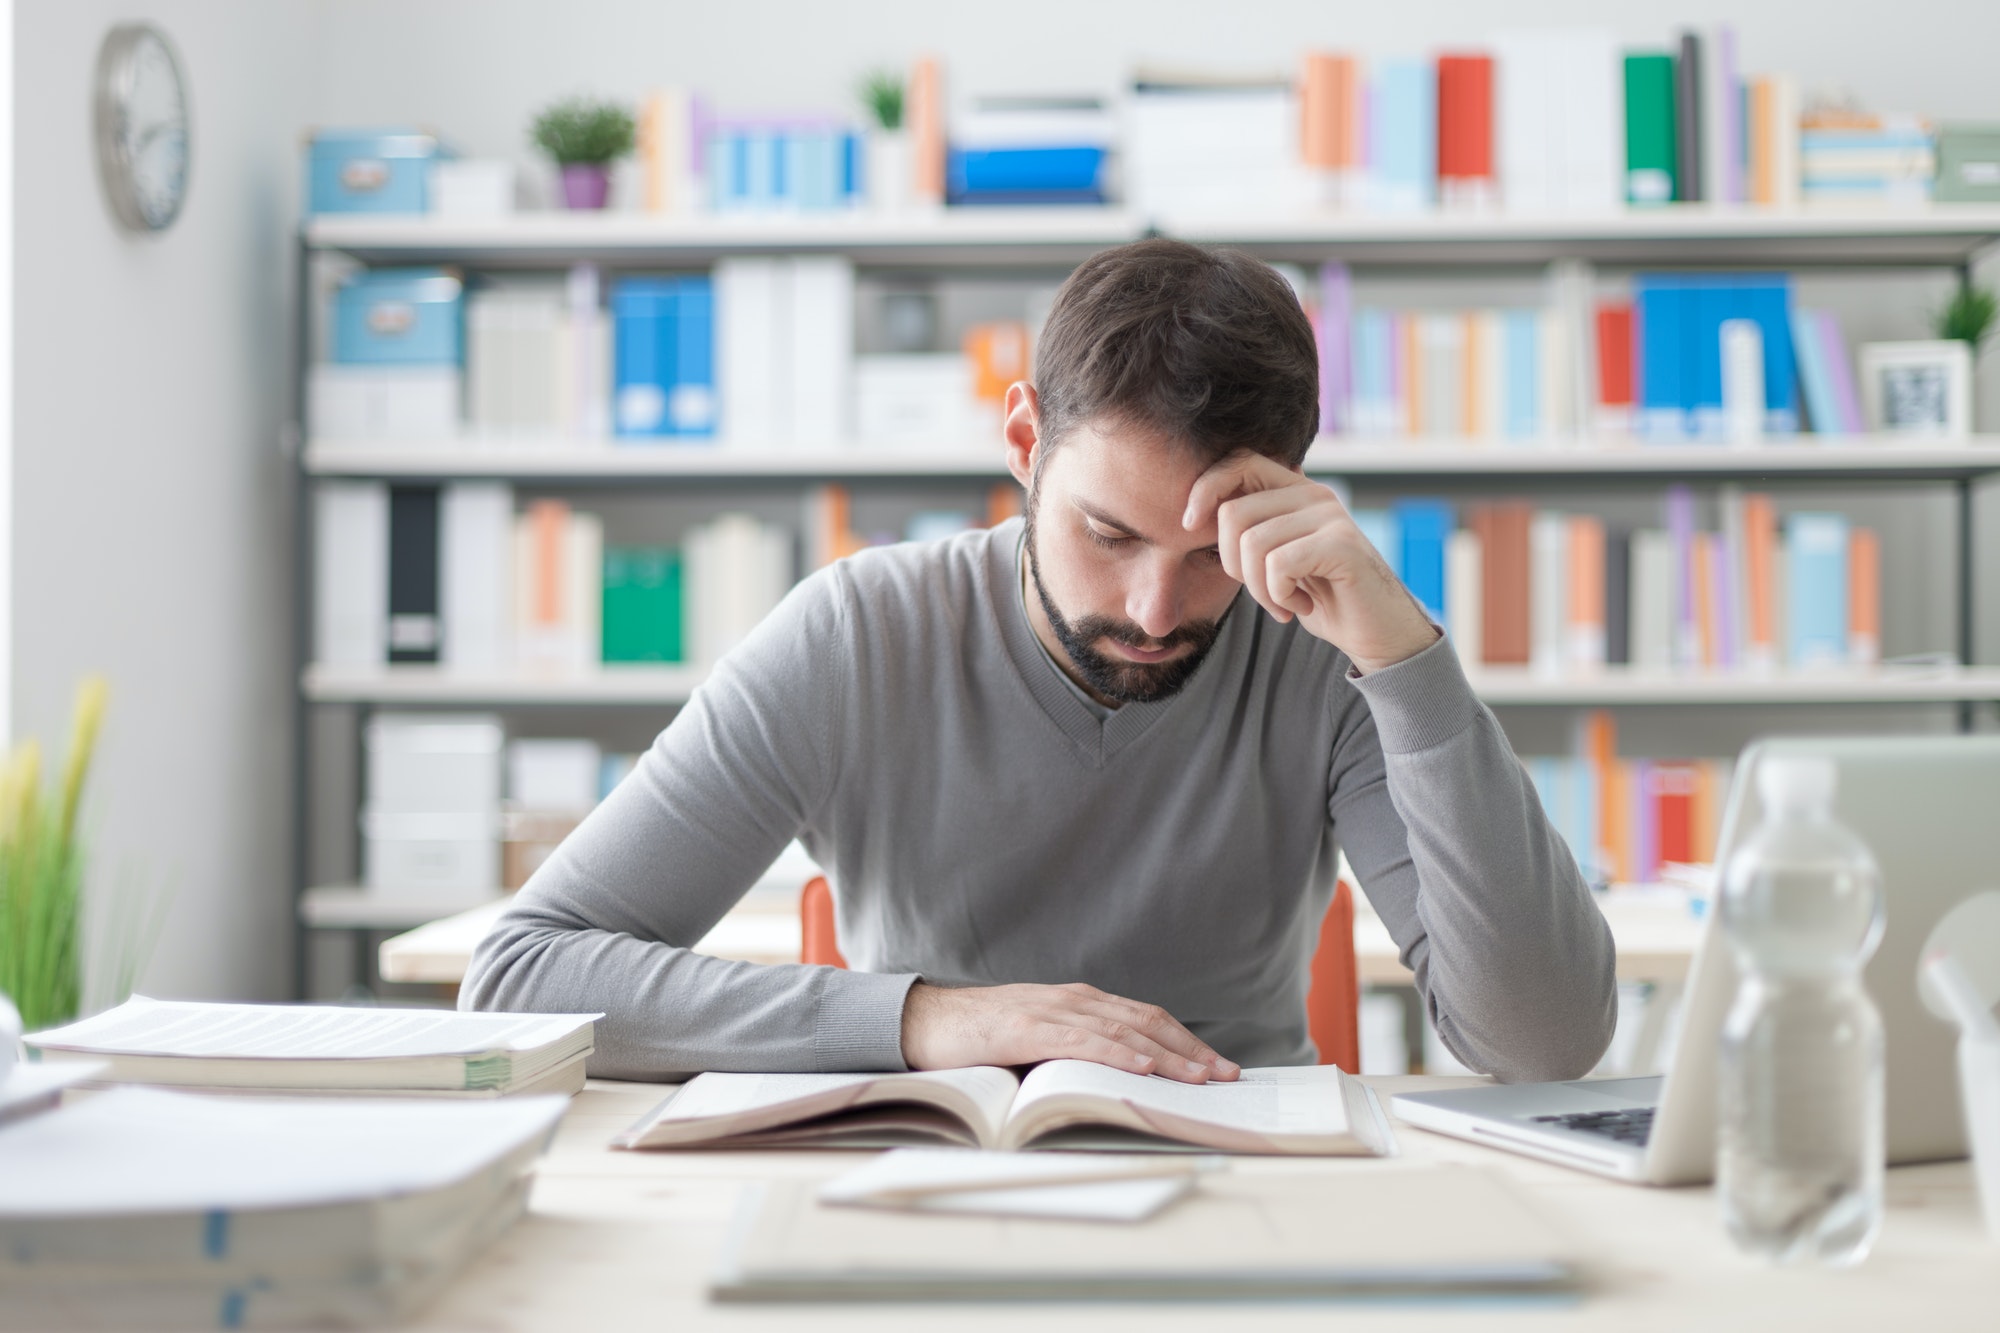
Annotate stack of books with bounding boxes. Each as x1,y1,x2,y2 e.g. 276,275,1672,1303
947,97,1111,205
26,997,599,1097
0,1085,566,1327
1801,111,1936,207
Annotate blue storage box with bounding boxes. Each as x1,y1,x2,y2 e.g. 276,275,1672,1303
308,130,448,214
333,269,464,365
947,146,1107,204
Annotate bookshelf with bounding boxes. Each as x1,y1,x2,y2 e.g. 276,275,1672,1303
291,207,2000,999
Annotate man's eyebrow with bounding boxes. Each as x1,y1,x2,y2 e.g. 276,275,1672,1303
1072,498,1150,542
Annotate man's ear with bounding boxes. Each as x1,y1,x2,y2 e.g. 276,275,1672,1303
1002,381,1040,488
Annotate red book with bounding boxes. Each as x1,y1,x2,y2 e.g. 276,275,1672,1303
1436,54,1495,209
1472,502,1532,665
1595,304,1635,410
1652,762,1700,867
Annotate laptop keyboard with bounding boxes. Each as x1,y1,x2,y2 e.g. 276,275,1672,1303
1530,1107,1656,1146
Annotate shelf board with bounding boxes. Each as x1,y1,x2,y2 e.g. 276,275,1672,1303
305,662,2000,708
299,885,507,930
305,208,1143,268
303,436,2000,482
1165,205,2000,265
305,664,705,705
1468,666,2000,706
304,439,1013,480
304,205,2000,267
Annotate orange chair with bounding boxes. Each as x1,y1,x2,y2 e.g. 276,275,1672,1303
798,875,1361,1073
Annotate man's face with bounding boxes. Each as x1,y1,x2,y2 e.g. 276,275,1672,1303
1023,421,1242,704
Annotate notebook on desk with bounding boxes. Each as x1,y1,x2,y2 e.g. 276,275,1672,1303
711,1166,1578,1302
1393,735,2000,1185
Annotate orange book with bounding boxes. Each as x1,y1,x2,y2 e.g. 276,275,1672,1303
964,321,1029,403
1691,761,1722,864
1461,314,1481,436
1743,493,1777,668
985,483,1023,527
1567,516,1607,669
1580,710,1618,871
1691,533,1718,668
908,55,945,205
1301,53,1343,167
1605,760,1634,884
1849,527,1880,666
1750,77,1775,206
1402,315,1423,435
529,498,568,626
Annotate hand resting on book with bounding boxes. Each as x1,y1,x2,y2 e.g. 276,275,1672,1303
899,981,1240,1085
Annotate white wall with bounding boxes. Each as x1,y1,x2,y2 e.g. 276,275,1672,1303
11,0,317,1002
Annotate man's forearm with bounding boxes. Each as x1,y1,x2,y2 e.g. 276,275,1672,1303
1338,635,1617,1083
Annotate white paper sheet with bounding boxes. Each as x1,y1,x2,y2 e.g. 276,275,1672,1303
27,996,598,1060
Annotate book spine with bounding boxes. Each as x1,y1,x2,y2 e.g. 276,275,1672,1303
790,257,855,450
1817,310,1867,433
1665,486,1700,670
1623,53,1678,205
386,486,442,665
314,482,388,667
1530,510,1568,676
1630,529,1674,670
1849,527,1881,666
1436,53,1496,211
1675,32,1704,201
1318,262,1353,434
1393,498,1452,623
1566,514,1607,671
910,55,946,207
1604,529,1632,666
440,482,514,672
1786,512,1850,668
1593,301,1635,434
1480,502,1533,665
1743,493,1778,671
1445,528,1484,664
1710,27,1742,203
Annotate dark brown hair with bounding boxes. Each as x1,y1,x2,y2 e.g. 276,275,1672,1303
1031,238,1320,468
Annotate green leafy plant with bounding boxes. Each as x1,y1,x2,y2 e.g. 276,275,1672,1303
1935,284,1998,355
0,678,106,1029
860,70,904,131
530,97,636,166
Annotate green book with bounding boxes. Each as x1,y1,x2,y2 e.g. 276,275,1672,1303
1624,53,1678,205
602,546,683,663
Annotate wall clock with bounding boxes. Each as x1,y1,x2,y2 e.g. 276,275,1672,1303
93,23,191,233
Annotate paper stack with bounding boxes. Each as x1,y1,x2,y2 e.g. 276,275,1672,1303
25,997,598,1097
0,1087,565,1329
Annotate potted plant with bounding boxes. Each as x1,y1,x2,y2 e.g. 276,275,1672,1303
0,678,106,1030
860,70,909,213
531,96,636,210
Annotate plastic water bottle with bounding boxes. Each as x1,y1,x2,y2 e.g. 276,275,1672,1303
1717,755,1885,1265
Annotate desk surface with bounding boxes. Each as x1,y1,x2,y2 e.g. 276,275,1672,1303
379,893,1706,987
410,1076,1995,1330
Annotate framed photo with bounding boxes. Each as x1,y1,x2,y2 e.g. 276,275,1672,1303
1858,340,1973,440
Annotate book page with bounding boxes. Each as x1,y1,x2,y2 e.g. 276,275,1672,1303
1006,1062,1372,1152
619,1066,1021,1149
27,997,598,1060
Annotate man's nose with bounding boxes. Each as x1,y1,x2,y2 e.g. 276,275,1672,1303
1126,558,1184,641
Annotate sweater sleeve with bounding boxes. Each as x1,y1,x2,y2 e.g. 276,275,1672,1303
457,565,919,1080
1329,632,1616,1082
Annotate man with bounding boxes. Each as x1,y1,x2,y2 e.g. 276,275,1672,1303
463,239,1615,1085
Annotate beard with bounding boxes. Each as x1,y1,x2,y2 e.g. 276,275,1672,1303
1024,495,1226,705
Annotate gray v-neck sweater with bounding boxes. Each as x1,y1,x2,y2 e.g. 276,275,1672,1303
462,518,1616,1082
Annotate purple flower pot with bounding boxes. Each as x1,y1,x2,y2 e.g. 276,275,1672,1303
559,163,611,210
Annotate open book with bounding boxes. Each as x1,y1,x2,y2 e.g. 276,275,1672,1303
617,1061,1393,1156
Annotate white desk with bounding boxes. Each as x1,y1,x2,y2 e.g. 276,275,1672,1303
380,892,1705,988
407,1076,1996,1329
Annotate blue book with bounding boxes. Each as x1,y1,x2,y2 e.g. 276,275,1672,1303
1786,512,1850,668
1352,509,1401,579
1369,60,1435,213
669,276,716,437
1684,276,1731,441
1529,757,1562,845
1574,757,1602,883
842,132,862,201
613,279,674,437
1635,275,1687,441
1738,275,1799,435
1353,310,1392,434
1790,307,1840,435
1393,498,1454,623
948,146,1106,202
1502,310,1540,438
745,128,782,208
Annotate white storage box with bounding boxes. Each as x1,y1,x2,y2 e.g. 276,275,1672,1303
508,738,603,811
362,810,501,895
854,354,993,447
365,713,504,815
309,365,462,439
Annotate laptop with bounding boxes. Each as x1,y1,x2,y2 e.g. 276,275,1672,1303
1392,735,2000,1185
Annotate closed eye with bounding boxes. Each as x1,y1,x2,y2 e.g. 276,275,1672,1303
1084,520,1134,550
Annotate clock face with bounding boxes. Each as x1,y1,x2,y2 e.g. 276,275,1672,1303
95,24,190,232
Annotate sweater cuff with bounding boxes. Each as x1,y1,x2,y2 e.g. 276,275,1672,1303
813,968,922,1071
1346,629,1483,755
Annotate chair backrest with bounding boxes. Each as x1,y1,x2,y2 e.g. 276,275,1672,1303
797,874,1360,1073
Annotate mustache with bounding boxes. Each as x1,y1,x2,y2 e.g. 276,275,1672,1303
1063,615,1217,652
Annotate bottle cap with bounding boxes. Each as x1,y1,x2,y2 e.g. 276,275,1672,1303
1757,754,1838,812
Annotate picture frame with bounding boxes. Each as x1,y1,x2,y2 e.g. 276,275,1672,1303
1858,340,1974,440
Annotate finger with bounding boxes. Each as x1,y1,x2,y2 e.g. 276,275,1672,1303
1085,1016,1214,1082
1213,486,1306,585
1079,996,1240,1078
1039,1021,1172,1078
1182,450,1292,532
1263,528,1338,620
1236,509,1327,622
